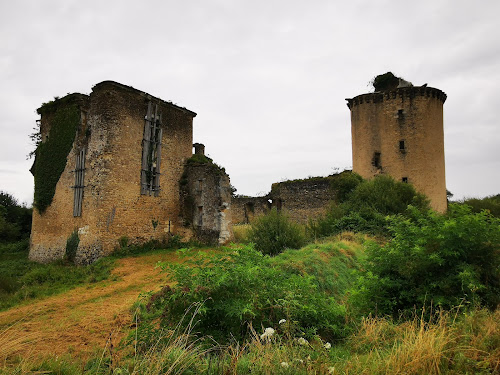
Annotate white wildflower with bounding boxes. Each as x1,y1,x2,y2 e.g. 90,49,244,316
280,362,289,368
279,319,286,324
324,342,331,349
297,337,308,346
260,327,275,340
328,366,335,374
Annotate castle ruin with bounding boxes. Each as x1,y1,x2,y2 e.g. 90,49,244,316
29,75,447,263
29,81,232,264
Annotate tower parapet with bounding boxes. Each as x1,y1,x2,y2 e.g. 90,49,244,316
346,86,446,109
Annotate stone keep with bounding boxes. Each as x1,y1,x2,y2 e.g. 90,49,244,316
347,85,447,212
30,81,197,264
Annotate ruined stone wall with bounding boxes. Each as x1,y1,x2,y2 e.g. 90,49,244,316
180,162,233,244
348,86,447,212
231,177,335,225
231,196,271,224
30,81,195,264
270,178,333,223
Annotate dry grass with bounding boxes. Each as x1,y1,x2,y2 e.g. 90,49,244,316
338,308,500,374
232,224,251,243
0,317,41,370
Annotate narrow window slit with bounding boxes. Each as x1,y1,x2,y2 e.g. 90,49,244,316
372,152,381,169
399,140,406,152
141,102,163,196
73,148,86,217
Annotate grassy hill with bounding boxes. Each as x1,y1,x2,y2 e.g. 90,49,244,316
1,234,498,374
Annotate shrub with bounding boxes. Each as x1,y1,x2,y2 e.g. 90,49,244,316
329,171,363,203
345,175,429,215
352,204,500,317
459,194,500,217
65,230,79,263
310,175,429,238
248,209,306,256
143,244,357,343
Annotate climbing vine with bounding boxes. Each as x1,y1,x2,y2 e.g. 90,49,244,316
32,104,80,213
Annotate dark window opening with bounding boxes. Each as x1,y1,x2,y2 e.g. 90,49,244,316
197,180,203,194
399,140,406,151
398,109,404,117
245,202,255,213
244,202,255,224
276,199,283,212
141,102,163,196
73,148,86,217
402,177,408,183
372,152,381,169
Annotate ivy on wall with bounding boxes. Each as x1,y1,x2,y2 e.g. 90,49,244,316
32,105,80,213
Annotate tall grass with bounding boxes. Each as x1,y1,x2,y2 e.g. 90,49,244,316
0,320,39,368
0,307,498,373
335,308,500,374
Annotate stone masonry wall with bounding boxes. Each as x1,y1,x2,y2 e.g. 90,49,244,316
231,176,336,225
30,81,196,264
348,86,447,212
180,161,233,244
231,196,271,224
270,178,333,223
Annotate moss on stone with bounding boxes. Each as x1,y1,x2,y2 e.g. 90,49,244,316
33,105,80,213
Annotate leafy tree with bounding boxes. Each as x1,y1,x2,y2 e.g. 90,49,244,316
0,191,32,242
353,204,500,317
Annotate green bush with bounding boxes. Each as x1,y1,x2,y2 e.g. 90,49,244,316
112,235,185,257
248,208,306,255
310,175,429,238
65,230,79,263
459,194,500,217
329,171,363,203
352,204,500,317
142,244,358,343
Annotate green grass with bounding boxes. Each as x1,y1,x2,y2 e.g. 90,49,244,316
1,230,498,374
0,240,115,312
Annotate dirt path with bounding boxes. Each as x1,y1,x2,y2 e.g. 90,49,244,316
0,251,182,361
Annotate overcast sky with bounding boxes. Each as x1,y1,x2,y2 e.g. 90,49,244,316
1,0,499,205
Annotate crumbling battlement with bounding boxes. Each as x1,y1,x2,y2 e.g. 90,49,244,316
232,175,340,225
346,86,446,109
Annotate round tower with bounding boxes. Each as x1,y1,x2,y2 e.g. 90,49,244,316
347,85,447,212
